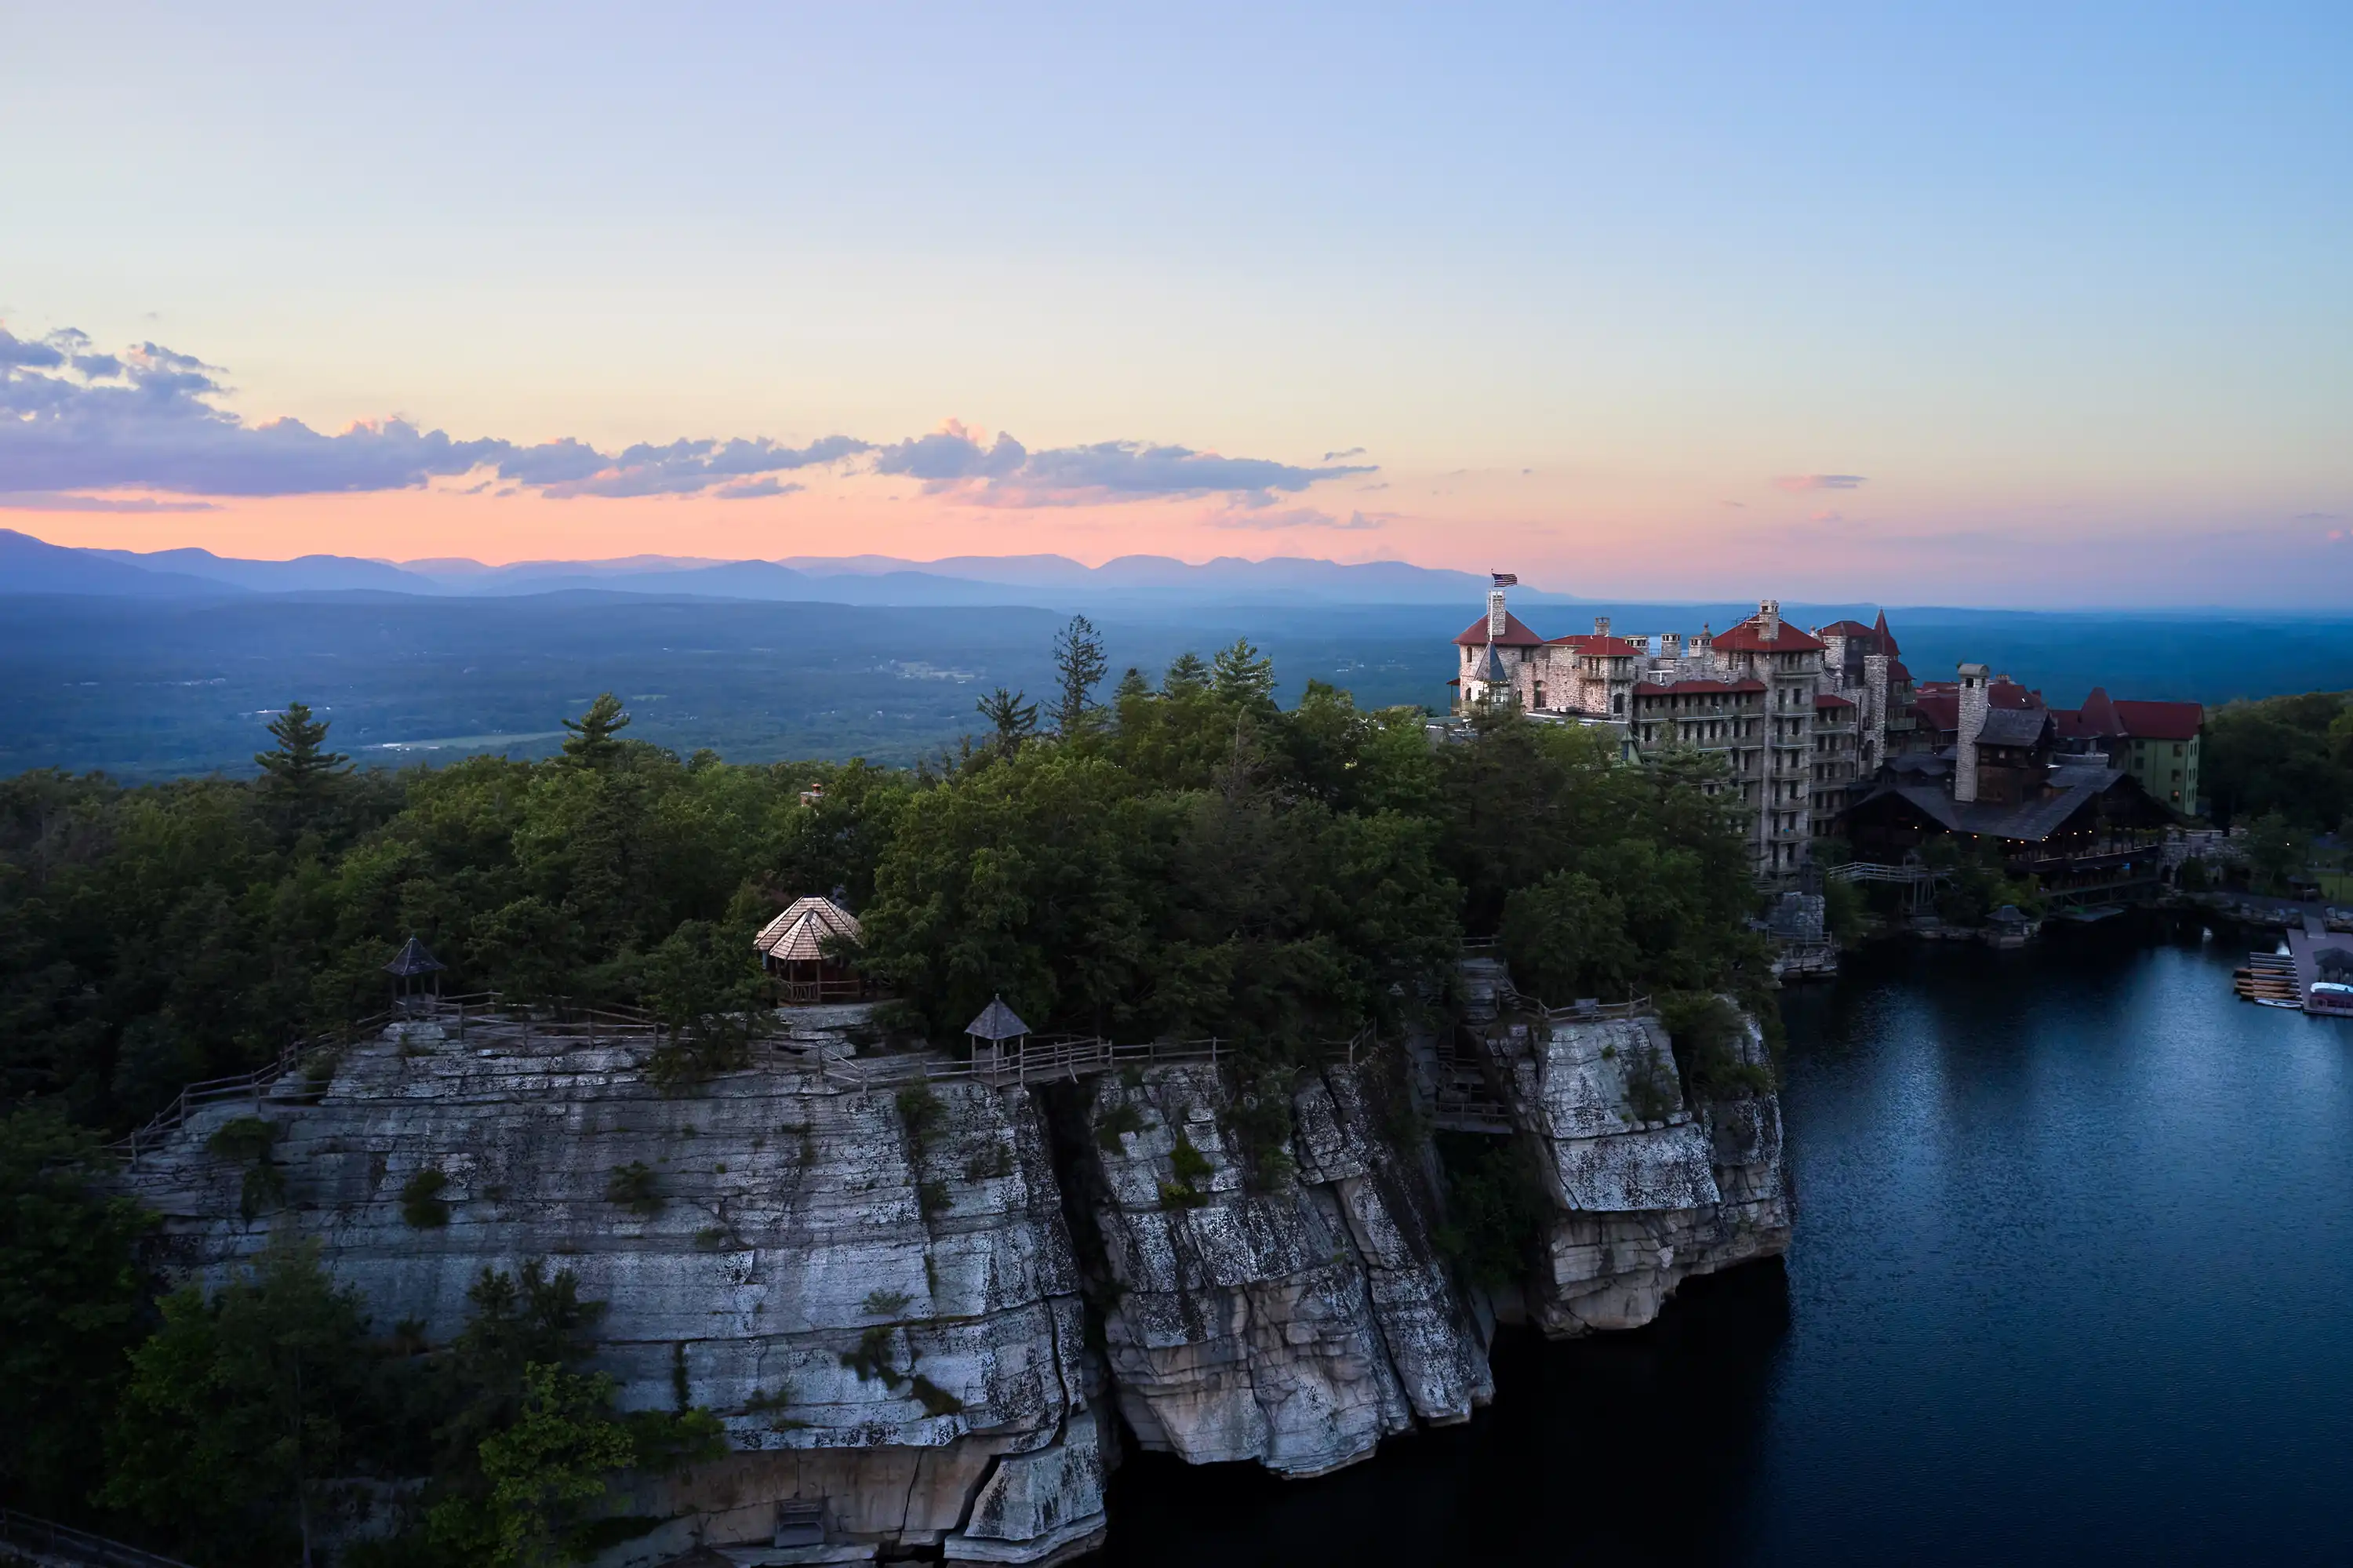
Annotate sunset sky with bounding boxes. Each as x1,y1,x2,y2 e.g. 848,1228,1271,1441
3,3,2347,605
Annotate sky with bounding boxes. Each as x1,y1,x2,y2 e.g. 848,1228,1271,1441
2,2,2348,606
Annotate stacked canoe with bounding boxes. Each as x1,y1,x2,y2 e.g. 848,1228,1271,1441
2235,951,2300,1006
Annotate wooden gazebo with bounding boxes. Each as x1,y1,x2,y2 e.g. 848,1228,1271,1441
384,934,446,1013
965,995,1031,1080
753,894,864,1004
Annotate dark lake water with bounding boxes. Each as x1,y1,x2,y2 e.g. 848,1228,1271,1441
1096,915,2353,1564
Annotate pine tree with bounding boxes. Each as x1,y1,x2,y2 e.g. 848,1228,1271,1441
1212,638,1276,708
1162,651,1210,697
1113,667,1151,703
561,693,631,767
253,701,350,799
976,688,1039,756
1051,614,1108,737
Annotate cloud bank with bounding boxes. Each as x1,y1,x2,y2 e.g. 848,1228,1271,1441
0,328,1373,511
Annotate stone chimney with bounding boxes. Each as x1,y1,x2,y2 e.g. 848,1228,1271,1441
1955,662,1990,803
1594,615,1612,638
1660,631,1682,663
1758,598,1781,642
1488,588,1507,640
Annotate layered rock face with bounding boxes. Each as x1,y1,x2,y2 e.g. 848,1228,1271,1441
120,973,1787,1561
119,1006,1107,1566
1068,1059,1493,1478
1454,960,1793,1336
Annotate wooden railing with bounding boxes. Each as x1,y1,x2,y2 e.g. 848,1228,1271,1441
0,1508,193,1568
798,1027,1380,1093
104,991,672,1162
1531,995,1653,1022
774,977,870,1006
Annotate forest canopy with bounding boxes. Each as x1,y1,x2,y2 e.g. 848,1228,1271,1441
0,628,1768,1135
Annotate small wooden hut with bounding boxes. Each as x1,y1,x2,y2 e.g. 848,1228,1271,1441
965,995,1031,1081
754,895,864,1004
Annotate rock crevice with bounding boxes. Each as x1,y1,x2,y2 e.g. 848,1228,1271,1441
121,977,1787,1563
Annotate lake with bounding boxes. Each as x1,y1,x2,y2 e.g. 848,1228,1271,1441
1095,915,2353,1563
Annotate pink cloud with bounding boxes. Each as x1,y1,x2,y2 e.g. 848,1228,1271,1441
1773,474,1867,493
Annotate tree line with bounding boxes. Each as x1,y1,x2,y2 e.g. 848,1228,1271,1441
0,616,1775,1559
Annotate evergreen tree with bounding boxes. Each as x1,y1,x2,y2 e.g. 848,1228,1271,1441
0,1108,154,1516
560,693,631,767
254,701,351,800
1050,614,1108,737
1161,651,1209,697
1112,667,1151,704
1211,638,1276,708
103,1240,374,1566
975,688,1039,757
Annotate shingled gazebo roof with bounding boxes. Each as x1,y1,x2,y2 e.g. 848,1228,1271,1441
965,995,1031,1042
384,936,446,977
753,895,862,963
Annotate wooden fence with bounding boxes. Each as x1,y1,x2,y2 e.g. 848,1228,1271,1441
104,991,675,1162
0,1508,193,1568
801,1027,1379,1093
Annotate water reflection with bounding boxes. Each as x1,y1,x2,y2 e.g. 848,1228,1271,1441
1098,917,2353,1564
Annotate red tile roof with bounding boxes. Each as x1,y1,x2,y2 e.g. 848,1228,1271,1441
1872,609,1900,656
1709,617,1826,653
2078,687,2119,735
1818,619,1877,638
1453,610,1547,648
1547,633,1649,657
1814,693,1855,708
1912,693,1959,733
2112,700,2203,740
1887,660,1914,684
1989,680,2044,710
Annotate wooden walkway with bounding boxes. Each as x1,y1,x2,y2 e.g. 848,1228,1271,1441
0,1508,192,1568
106,994,1384,1162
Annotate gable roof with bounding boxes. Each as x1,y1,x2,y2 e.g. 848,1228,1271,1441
1453,610,1546,648
1547,633,1649,657
1887,660,1914,684
2112,700,2202,740
2078,687,2120,735
1976,706,2052,747
1988,680,2044,711
1912,692,1959,734
1709,617,1825,653
754,895,862,962
1851,764,2142,843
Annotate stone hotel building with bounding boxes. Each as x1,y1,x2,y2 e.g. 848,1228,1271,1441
1449,582,2198,879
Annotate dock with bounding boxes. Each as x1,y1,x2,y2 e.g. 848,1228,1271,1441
2236,916,2353,1013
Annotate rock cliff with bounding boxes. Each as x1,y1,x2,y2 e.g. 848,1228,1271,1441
1063,1058,1492,1478
118,971,1787,1563
120,1007,1107,1566
1453,958,1792,1336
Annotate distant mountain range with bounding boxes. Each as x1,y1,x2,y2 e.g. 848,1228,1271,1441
1,529,1577,609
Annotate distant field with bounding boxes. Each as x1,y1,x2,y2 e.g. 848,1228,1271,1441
2,592,2349,780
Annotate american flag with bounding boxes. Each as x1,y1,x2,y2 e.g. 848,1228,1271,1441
1491,572,1518,587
